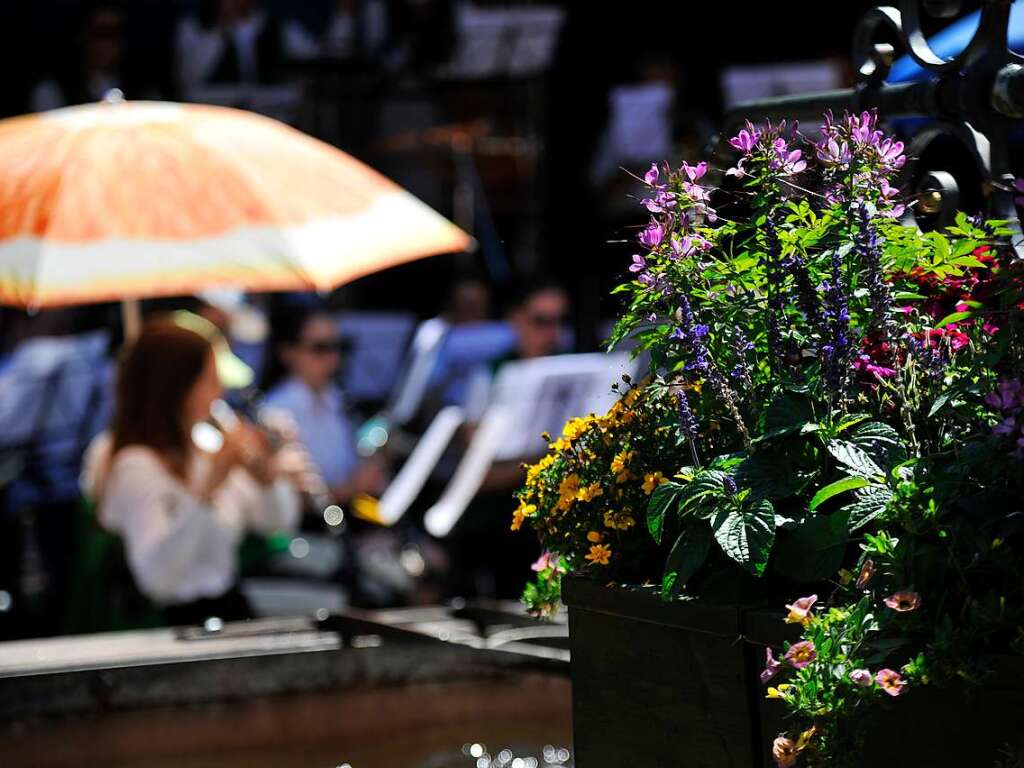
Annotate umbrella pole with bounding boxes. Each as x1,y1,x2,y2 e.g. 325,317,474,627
121,298,141,343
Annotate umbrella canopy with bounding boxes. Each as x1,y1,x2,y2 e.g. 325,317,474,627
0,100,471,308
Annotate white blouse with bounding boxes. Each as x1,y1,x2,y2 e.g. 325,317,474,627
82,434,299,606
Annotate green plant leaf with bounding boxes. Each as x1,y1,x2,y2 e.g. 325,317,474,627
647,482,684,544
773,511,850,582
833,413,870,434
677,470,728,516
844,485,894,530
734,453,800,500
710,499,775,576
928,392,952,417
935,310,973,328
809,476,873,510
848,422,906,469
849,422,901,447
661,526,712,599
758,391,816,442
827,439,885,481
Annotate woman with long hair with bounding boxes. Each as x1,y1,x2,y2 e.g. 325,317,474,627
82,315,301,625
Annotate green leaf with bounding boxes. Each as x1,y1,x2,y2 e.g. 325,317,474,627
760,391,816,441
935,310,973,328
710,499,775,576
849,422,901,447
849,422,906,469
647,482,684,544
809,476,872,511
893,291,925,301
827,439,885,481
677,470,728,515
844,486,894,530
661,526,712,599
833,413,870,434
774,511,850,582
928,392,952,417
734,453,800,500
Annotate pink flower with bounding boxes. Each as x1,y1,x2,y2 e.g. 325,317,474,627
531,551,564,574
884,591,921,612
681,161,708,183
784,641,817,670
784,595,818,626
986,379,1024,413
876,668,906,696
729,126,759,154
761,648,782,684
638,222,664,248
772,736,798,768
850,668,873,687
643,163,660,186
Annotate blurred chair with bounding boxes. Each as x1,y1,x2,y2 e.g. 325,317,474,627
426,321,517,408
0,331,113,507
334,310,417,408
0,331,114,635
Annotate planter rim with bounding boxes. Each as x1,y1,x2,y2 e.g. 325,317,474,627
561,575,744,638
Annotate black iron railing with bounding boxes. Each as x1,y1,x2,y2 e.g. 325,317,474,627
723,0,1024,254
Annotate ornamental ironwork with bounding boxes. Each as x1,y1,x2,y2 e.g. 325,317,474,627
724,0,1024,255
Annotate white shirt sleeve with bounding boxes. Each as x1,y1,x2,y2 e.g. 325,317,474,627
219,470,301,535
101,449,240,604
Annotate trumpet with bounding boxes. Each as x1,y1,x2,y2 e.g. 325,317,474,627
206,398,342,530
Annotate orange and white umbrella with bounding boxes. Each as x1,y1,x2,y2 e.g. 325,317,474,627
0,99,471,309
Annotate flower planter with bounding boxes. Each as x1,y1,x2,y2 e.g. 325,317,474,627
564,577,1024,768
562,576,761,768
744,609,1024,766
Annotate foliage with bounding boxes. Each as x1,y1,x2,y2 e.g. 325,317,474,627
513,109,1024,765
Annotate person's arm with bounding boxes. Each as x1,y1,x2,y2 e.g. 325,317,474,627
103,451,239,603
329,455,389,506
210,423,302,535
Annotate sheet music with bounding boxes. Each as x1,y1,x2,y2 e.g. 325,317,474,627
376,405,465,526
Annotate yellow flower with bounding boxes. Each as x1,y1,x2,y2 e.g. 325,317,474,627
562,416,592,441
511,502,536,531
623,387,642,407
554,473,581,512
766,684,793,700
548,438,570,453
604,511,635,530
796,726,817,751
576,482,604,503
610,450,634,476
586,531,604,543
585,543,612,565
615,470,633,484
642,472,668,495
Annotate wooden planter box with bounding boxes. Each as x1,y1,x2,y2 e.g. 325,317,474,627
563,577,761,767
563,576,1024,767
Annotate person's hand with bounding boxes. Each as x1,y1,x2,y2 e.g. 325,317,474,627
270,441,325,498
221,421,275,487
351,456,390,497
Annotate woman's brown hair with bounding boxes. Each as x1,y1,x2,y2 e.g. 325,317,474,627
110,319,213,479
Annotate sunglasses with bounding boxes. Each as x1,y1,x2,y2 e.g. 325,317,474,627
527,313,567,328
300,338,348,355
